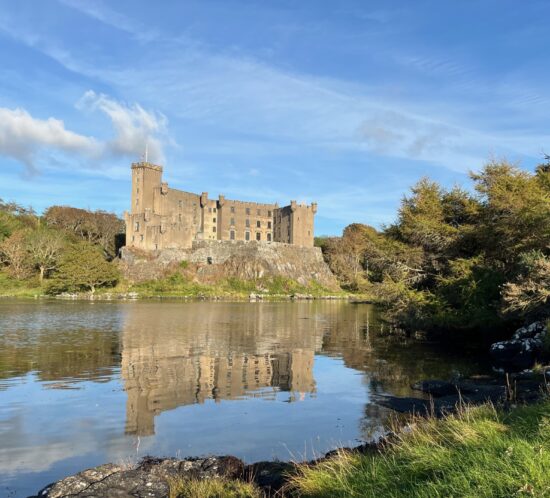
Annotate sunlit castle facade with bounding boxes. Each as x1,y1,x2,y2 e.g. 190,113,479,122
124,162,317,250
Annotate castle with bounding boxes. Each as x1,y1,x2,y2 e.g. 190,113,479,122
124,162,317,250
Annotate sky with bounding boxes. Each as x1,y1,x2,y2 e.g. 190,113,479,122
0,0,548,235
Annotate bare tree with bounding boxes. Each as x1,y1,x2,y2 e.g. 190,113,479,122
0,231,32,279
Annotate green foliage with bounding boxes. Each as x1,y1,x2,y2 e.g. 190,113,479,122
178,260,189,269
291,400,550,497
503,251,550,320
323,159,550,338
47,243,120,294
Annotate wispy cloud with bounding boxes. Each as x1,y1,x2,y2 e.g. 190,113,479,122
77,90,170,164
0,107,98,174
0,92,171,174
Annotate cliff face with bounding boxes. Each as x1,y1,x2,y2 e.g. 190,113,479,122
120,240,340,291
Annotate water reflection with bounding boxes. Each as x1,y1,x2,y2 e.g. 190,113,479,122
0,301,488,497
121,304,323,435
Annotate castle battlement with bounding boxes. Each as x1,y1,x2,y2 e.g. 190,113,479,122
124,162,316,250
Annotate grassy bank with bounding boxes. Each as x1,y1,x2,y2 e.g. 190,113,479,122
290,400,550,497
118,273,349,299
0,269,357,300
164,400,550,497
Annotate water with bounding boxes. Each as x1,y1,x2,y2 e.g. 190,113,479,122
0,300,486,496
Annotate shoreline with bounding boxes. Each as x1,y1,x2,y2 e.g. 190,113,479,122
32,373,550,497
0,291,373,302
29,374,548,498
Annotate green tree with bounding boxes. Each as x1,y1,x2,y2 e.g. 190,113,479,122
48,243,119,294
472,160,550,265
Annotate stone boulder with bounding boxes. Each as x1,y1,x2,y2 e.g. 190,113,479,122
490,321,548,370
35,456,245,498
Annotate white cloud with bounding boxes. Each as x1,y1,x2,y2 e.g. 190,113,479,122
0,93,170,174
0,107,98,174
77,90,169,164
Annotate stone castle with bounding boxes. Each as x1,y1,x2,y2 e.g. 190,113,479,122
124,162,317,251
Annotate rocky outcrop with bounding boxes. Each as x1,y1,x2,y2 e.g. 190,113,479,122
35,456,246,498
490,321,548,370
120,240,341,291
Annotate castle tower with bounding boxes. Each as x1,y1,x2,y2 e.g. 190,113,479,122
131,162,163,215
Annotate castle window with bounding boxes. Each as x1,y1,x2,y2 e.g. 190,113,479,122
179,214,182,222
256,220,261,228
231,206,235,213
213,218,216,223
208,207,212,213
230,217,235,226
257,209,261,216
245,219,250,227
246,208,250,215
212,226,216,232
132,236,135,242
135,221,140,231
230,230,235,240
213,208,216,213
267,233,272,242
136,187,139,193
267,221,272,229
140,235,144,242
179,200,183,208
256,232,261,241
268,210,272,217
245,231,250,241
308,230,311,236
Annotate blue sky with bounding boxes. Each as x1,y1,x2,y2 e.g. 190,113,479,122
0,0,548,235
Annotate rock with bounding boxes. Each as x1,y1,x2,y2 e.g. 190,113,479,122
35,456,245,498
411,379,459,397
244,461,295,494
490,321,548,370
513,321,546,340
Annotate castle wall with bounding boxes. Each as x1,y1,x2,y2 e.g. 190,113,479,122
124,162,316,250
217,197,276,243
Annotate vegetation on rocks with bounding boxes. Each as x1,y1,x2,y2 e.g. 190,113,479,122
318,158,550,340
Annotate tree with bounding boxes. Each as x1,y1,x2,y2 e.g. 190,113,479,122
26,228,66,282
0,230,32,279
44,206,124,259
48,243,120,294
471,160,550,265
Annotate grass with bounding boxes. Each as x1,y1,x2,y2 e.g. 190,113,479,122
290,400,550,497
169,477,261,498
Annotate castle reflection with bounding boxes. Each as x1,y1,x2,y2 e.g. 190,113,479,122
120,302,326,435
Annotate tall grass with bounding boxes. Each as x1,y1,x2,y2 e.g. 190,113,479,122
169,477,260,498
291,401,550,497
